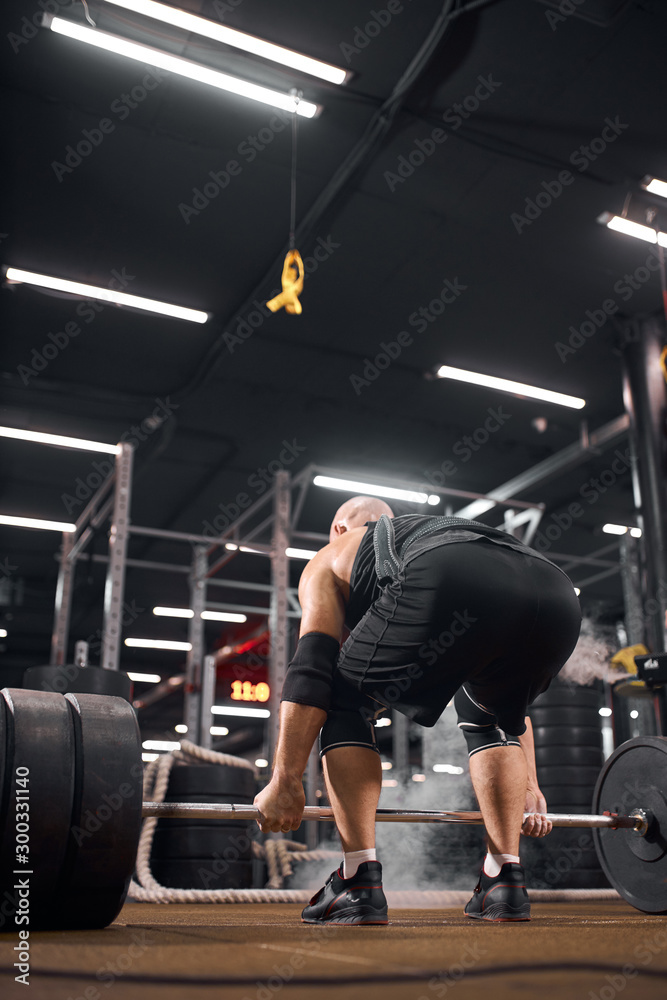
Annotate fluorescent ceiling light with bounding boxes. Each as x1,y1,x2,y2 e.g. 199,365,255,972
46,18,318,118
381,761,393,770
313,475,440,506
602,523,642,537
225,543,239,551
599,707,612,717
143,739,181,750
125,638,192,650
375,717,391,727
142,752,159,761
0,514,76,532
103,0,348,85
457,499,496,519
0,425,120,454
382,779,397,788
630,709,639,719
641,176,667,199
597,212,667,247
210,725,229,736
0,630,7,638
201,610,247,622
153,607,247,622
432,764,464,774
175,724,188,733
436,365,586,410
211,705,270,718
285,547,318,560
574,587,581,596
412,774,426,782
255,758,269,767
6,266,208,324
127,671,162,682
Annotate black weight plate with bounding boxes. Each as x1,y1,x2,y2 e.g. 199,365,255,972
530,707,602,728
0,689,75,930
151,824,253,860
535,745,603,768
540,786,595,806
536,766,602,787
150,858,253,890
167,763,256,799
532,726,602,748
23,665,132,701
56,693,143,929
532,686,602,708
593,736,667,914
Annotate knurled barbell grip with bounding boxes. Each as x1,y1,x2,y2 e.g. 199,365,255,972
141,802,644,829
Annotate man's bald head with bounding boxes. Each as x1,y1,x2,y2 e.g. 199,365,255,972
329,495,394,543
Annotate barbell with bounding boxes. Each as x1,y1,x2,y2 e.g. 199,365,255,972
1,688,666,931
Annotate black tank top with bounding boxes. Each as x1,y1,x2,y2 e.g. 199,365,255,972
344,513,559,630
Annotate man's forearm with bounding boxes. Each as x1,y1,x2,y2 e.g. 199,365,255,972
274,701,327,778
517,716,539,788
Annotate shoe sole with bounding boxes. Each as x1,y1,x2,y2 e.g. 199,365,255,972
301,917,389,925
466,912,531,922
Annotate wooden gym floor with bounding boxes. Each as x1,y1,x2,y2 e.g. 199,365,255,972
2,899,667,1000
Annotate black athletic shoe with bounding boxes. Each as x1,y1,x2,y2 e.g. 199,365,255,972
464,862,531,922
301,861,388,925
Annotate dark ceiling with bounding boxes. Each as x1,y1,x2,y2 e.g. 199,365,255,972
1,0,666,722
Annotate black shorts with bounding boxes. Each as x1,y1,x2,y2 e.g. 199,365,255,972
321,535,581,752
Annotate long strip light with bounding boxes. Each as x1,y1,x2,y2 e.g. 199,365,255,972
641,176,667,199
285,547,318,560
0,425,120,454
46,17,318,118
597,212,667,247
435,365,586,410
153,606,247,622
313,475,440,506
6,266,208,324
125,638,192,650
211,705,270,718
0,515,76,532
127,671,162,682
103,0,348,85
602,523,642,538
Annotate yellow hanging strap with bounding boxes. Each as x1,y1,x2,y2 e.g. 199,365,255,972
266,250,304,315
267,90,303,315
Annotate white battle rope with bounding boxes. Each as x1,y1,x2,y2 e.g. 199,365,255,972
129,741,339,904
128,741,620,906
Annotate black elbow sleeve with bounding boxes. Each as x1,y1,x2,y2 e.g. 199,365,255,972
281,632,340,713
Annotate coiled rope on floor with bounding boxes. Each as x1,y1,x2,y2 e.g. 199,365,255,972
129,741,339,903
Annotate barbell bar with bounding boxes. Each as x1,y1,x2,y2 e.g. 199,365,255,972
142,802,648,831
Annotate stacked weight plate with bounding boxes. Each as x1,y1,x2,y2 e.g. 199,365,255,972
150,764,257,890
524,682,609,889
0,688,143,930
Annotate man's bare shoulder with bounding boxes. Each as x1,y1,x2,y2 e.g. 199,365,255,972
300,526,368,590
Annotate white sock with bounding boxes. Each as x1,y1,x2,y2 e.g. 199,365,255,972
483,852,520,877
343,849,377,879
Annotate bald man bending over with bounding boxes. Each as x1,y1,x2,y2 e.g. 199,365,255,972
255,496,581,924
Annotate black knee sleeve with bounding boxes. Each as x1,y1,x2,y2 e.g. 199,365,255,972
454,684,521,758
319,708,381,758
